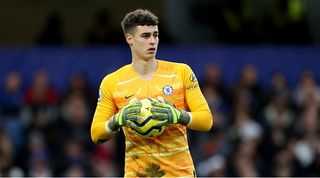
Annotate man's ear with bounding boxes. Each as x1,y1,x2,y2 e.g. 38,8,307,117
125,34,133,46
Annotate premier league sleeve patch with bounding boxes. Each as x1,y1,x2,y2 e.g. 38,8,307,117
98,89,102,102
187,73,199,91
162,85,174,96
189,73,197,82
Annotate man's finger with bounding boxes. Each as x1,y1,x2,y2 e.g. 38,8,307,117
125,107,141,114
152,114,169,120
126,120,137,129
157,96,165,103
129,97,138,104
150,107,168,113
155,120,168,127
126,115,140,121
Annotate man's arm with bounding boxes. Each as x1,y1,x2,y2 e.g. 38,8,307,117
91,76,118,144
183,64,213,131
91,76,142,144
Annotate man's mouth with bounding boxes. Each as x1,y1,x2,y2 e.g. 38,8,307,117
148,48,156,51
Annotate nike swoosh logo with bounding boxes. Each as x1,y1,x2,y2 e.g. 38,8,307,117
125,94,135,99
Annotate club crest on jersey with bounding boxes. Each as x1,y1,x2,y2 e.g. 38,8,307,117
98,89,102,102
162,85,174,96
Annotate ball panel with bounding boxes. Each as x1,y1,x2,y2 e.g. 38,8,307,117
132,125,164,137
132,116,153,127
130,98,166,137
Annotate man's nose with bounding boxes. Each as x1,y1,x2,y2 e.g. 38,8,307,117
150,36,157,44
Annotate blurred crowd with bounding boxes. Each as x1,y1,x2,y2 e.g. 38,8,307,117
0,63,319,177
192,0,312,44
36,8,126,46
33,0,313,46
193,63,320,176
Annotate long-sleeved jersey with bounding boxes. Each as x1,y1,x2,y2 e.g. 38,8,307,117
91,60,213,177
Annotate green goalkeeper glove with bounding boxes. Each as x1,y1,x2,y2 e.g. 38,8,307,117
150,96,191,126
107,98,142,132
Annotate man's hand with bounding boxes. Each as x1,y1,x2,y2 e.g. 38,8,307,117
151,96,190,126
107,98,142,132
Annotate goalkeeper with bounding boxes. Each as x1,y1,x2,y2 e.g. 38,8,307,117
90,9,213,177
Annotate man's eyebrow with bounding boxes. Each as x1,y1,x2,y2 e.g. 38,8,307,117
140,31,158,36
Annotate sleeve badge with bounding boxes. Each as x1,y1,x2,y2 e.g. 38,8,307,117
98,89,102,102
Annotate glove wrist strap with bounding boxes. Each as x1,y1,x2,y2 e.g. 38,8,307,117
179,110,191,126
107,115,120,132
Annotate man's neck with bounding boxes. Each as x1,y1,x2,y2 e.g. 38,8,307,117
131,57,158,80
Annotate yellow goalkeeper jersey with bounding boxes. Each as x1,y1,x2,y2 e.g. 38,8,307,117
91,60,213,177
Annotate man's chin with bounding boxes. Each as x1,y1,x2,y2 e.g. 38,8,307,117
144,54,156,60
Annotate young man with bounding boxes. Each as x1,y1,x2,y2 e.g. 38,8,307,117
91,9,213,177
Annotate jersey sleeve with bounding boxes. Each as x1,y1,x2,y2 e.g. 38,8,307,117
182,64,213,131
91,75,117,144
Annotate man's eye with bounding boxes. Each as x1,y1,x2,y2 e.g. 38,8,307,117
142,34,151,38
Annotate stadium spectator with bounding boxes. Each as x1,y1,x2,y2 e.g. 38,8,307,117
272,145,294,176
90,140,117,176
36,12,65,46
197,154,226,177
63,164,86,177
293,70,320,109
0,71,23,118
60,93,92,149
27,131,52,176
85,8,123,45
62,73,96,114
233,64,265,118
24,69,59,107
0,128,24,176
0,71,25,151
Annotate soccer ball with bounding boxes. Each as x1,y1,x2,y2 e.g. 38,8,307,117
131,98,166,137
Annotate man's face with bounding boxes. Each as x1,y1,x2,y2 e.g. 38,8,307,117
126,25,159,60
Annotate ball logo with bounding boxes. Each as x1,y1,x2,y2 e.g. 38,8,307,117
98,89,102,102
162,85,174,96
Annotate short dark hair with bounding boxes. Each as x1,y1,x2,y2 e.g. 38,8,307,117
121,9,159,35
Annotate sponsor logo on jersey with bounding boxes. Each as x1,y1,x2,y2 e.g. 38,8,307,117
162,85,174,96
187,84,199,91
125,94,135,99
